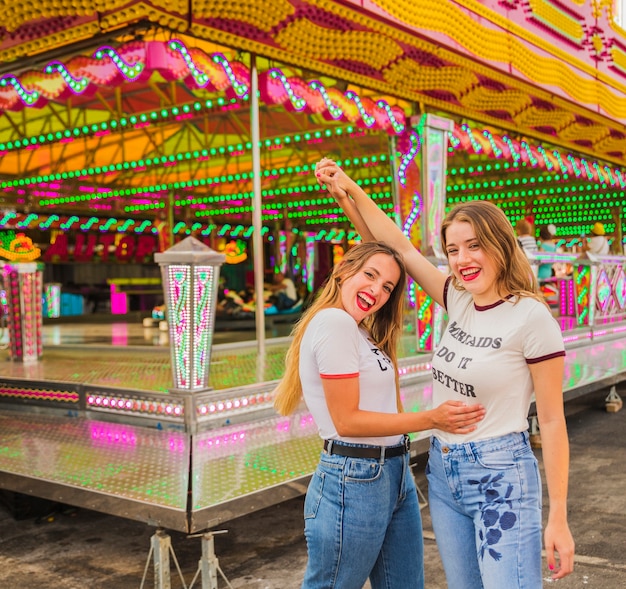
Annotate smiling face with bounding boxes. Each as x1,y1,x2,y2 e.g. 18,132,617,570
444,220,500,305
339,252,401,323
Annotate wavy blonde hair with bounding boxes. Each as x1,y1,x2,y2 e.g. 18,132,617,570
441,201,543,303
274,242,407,416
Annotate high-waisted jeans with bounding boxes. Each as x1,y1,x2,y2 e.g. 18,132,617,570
426,431,542,589
301,440,424,589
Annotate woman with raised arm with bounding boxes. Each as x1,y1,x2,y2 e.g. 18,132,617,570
315,158,574,589
274,240,485,589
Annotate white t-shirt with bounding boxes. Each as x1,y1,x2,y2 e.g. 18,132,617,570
281,277,298,301
299,307,403,446
588,235,609,255
431,278,565,444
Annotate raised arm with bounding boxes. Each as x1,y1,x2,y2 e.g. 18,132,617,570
316,158,448,306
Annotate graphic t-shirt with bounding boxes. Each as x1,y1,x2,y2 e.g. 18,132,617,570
299,307,403,446
431,278,565,444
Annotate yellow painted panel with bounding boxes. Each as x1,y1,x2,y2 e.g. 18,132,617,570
274,19,403,70
459,86,531,113
527,0,584,43
558,122,611,143
513,108,575,130
383,60,478,96
191,0,294,32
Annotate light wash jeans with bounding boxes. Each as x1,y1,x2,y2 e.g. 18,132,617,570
426,431,542,589
301,440,424,589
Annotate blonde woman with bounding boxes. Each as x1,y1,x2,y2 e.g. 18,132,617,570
315,158,574,588
274,240,485,589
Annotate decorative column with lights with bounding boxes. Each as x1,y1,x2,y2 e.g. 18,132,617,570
43,283,62,318
416,114,454,352
0,232,44,363
154,236,225,393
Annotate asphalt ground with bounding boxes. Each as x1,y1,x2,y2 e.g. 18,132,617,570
1,387,625,589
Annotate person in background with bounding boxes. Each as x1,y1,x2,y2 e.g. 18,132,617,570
315,157,574,588
295,279,313,310
537,225,558,281
583,222,609,255
267,271,298,310
514,218,538,257
274,241,485,589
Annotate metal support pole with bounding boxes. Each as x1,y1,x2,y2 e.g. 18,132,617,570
200,535,218,589
200,531,233,589
605,385,623,413
167,190,175,252
250,54,266,357
141,529,189,589
152,529,172,589
187,530,233,589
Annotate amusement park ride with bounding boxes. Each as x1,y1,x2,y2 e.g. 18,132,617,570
3,0,626,585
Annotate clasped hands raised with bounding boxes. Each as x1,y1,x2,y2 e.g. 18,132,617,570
315,157,353,200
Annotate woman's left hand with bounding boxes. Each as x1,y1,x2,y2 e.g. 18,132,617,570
544,520,575,579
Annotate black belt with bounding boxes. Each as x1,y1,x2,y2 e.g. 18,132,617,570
323,436,410,459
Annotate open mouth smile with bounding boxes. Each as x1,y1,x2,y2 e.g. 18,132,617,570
460,268,480,281
356,292,375,311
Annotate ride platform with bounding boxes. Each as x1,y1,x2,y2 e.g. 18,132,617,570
0,320,624,533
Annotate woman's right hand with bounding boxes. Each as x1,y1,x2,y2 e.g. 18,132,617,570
430,401,485,434
315,158,353,202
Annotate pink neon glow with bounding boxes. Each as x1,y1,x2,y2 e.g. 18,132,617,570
168,436,186,452
197,431,246,451
32,190,60,197
299,414,315,428
276,419,291,432
112,323,128,345
110,284,127,315
90,423,137,446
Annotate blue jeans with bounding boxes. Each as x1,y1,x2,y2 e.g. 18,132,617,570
426,432,542,589
302,440,424,589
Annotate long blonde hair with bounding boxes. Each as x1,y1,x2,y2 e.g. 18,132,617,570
441,201,543,303
274,241,407,416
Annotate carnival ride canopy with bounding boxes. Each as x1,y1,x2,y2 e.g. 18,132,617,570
1,32,625,244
